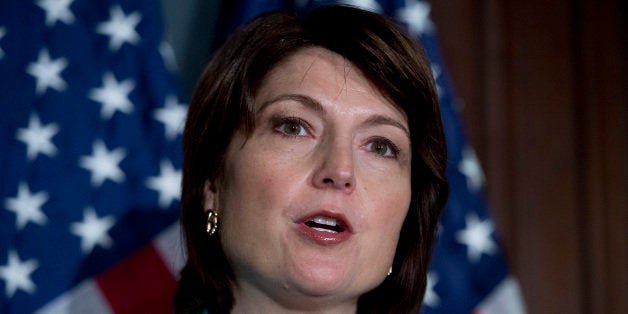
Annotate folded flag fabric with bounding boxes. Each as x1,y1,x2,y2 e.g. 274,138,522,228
0,0,183,312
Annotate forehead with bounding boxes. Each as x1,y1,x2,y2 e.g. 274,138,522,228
255,47,407,122
264,47,367,90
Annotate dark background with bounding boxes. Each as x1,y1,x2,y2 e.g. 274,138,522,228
159,1,628,313
429,1,627,313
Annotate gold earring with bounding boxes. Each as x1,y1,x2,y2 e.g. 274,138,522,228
206,210,219,236
387,266,393,276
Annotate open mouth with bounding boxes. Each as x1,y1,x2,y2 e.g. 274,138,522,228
304,216,347,233
296,211,352,245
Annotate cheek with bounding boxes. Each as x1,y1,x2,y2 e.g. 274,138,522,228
220,153,276,224
217,140,315,277
217,156,277,269
360,171,411,247
377,191,410,240
217,145,301,242
376,194,410,267
360,164,411,217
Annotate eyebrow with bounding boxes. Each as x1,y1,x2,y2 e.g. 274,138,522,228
363,115,410,138
256,94,324,115
257,93,410,137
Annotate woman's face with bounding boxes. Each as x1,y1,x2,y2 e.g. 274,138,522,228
206,47,412,310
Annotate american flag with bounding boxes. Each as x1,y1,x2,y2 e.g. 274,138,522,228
0,0,184,312
0,0,526,313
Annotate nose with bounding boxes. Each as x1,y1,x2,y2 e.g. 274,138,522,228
311,138,356,193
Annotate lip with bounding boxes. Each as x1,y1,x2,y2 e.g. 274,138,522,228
295,210,353,245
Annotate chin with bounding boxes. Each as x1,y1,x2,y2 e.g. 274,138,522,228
287,263,374,300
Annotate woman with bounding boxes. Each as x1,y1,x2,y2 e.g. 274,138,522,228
176,5,449,314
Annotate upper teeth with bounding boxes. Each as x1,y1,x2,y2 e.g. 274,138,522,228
311,216,338,226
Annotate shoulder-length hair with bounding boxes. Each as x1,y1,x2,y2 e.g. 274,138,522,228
176,5,449,314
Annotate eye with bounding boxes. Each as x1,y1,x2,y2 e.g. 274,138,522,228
274,117,308,137
365,138,399,158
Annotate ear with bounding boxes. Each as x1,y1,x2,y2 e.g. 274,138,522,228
203,180,218,214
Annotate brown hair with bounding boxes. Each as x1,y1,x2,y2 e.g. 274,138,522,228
176,5,448,314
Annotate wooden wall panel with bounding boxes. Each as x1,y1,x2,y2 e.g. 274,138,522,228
430,0,627,313
577,1,628,312
508,0,583,312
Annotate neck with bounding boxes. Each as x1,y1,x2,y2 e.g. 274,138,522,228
230,282,358,314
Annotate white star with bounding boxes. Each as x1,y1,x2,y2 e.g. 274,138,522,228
431,63,443,98
423,271,440,308
96,5,142,51
0,27,6,60
25,48,68,95
154,95,187,140
70,207,116,254
4,182,48,230
88,72,135,120
397,0,434,37
0,251,38,298
293,0,306,9
35,0,75,27
16,114,59,161
159,41,178,72
458,146,485,192
339,0,382,13
79,140,126,187
146,159,181,209
455,213,497,263
436,222,443,237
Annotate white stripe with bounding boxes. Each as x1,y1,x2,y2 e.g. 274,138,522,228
37,222,184,313
36,280,112,314
476,276,527,314
154,221,186,277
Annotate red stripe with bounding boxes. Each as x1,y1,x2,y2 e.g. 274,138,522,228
96,244,177,313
